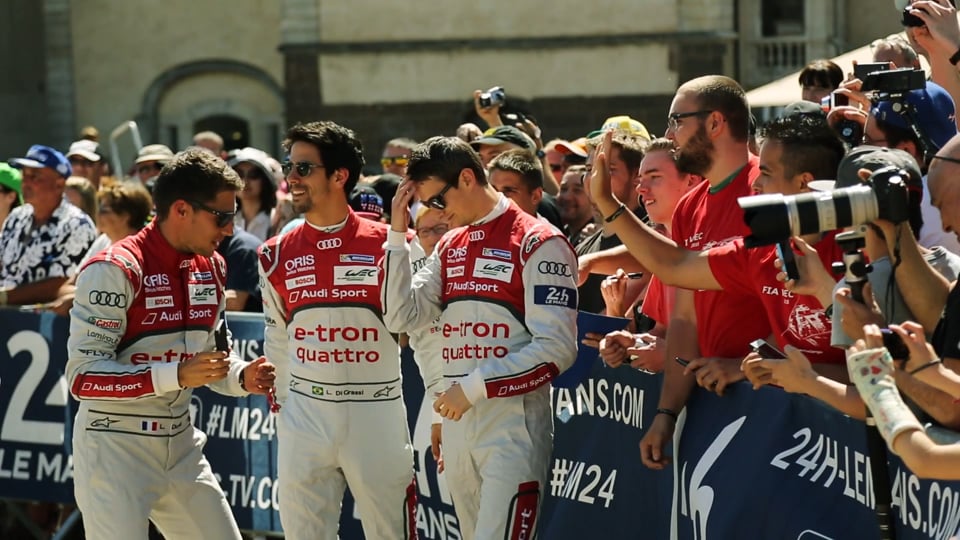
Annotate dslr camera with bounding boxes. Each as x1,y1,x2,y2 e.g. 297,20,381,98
478,86,506,108
738,166,911,247
861,68,925,95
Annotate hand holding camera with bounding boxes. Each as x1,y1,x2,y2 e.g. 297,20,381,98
474,87,505,128
902,0,960,54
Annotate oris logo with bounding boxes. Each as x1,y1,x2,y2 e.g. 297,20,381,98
284,255,315,272
537,261,571,276
447,246,468,262
88,290,127,307
469,230,485,241
144,274,170,288
316,238,343,250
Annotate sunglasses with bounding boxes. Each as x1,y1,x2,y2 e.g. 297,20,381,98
281,161,325,177
381,156,409,168
189,199,236,228
417,224,449,237
425,183,454,210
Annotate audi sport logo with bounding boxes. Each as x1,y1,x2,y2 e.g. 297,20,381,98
316,238,343,250
537,261,571,276
88,290,127,307
469,230,485,241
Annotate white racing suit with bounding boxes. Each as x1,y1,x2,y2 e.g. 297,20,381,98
382,196,578,540
408,238,445,422
259,211,416,540
66,223,249,540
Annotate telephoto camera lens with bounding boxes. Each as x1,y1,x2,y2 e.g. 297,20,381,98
738,186,879,247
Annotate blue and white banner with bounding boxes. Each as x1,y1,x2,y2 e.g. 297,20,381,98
3,309,960,539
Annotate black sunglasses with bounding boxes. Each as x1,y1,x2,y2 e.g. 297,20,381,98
281,161,325,177
189,200,236,228
425,183,454,210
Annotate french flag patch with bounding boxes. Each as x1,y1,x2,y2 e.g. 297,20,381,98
141,421,161,432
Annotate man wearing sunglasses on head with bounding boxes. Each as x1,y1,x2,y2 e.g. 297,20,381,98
258,121,417,539
66,148,276,539
382,136,578,540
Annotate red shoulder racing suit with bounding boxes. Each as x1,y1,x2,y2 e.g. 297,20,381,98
259,211,416,540
382,196,578,540
66,222,248,539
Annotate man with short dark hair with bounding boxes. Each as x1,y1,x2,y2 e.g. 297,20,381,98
556,165,594,245
488,149,544,218
0,145,97,306
66,148,275,539
383,136,578,540
258,121,416,539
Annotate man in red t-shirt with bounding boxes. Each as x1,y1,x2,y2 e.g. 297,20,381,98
587,77,846,471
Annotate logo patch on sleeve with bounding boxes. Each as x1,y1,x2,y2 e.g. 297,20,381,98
533,285,576,309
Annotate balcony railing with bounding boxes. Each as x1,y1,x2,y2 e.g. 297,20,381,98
742,36,835,89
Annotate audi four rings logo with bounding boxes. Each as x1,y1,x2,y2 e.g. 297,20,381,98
469,230,485,241
88,290,127,307
537,261,571,276
316,238,343,250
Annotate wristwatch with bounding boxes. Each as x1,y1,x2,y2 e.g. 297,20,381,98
238,370,246,388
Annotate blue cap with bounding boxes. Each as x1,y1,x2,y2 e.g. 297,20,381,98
872,81,958,150
9,145,72,178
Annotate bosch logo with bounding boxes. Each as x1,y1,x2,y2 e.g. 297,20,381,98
537,261,571,276
316,238,343,250
469,230,485,241
88,290,126,307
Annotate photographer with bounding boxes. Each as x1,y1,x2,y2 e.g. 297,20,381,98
750,147,960,426
873,133,960,373
900,0,960,129
830,77,960,253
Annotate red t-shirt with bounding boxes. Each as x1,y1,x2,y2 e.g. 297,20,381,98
670,155,770,358
640,276,673,326
707,231,845,364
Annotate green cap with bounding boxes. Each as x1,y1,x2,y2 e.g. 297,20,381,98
0,163,22,204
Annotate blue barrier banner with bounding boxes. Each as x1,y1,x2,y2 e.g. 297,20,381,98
675,383,960,540
4,307,960,539
0,311,73,504
542,356,671,539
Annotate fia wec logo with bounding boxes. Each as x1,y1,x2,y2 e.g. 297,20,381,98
472,258,514,283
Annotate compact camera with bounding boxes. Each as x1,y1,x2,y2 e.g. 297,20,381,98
478,86,506,108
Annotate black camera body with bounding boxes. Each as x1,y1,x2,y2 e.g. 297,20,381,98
867,165,911,225
903,1,957,27
738,166,911,247
861,68,925,94
479,86,506,108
